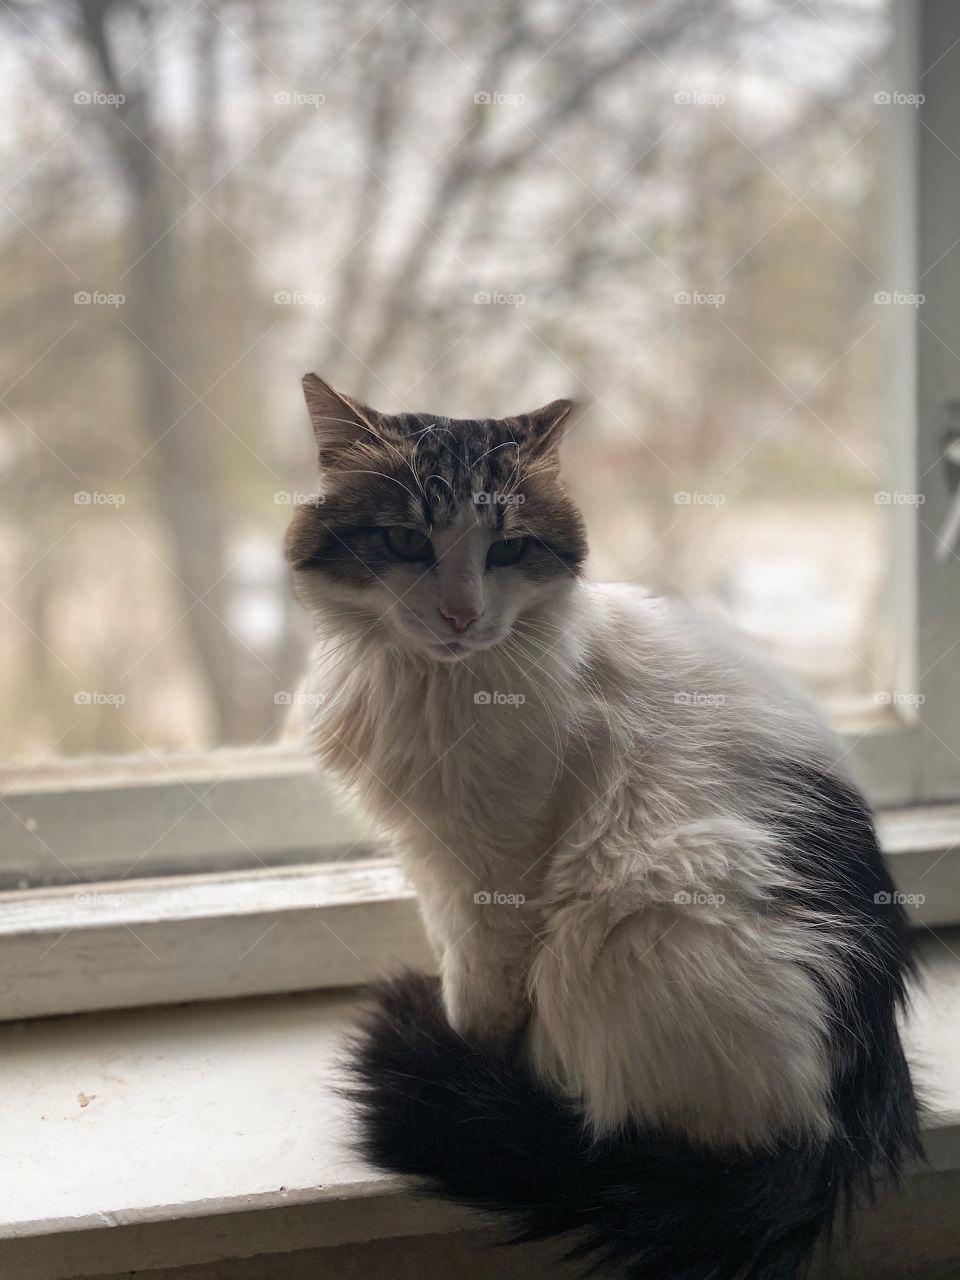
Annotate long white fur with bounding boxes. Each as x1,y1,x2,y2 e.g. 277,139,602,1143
296,545,851,1148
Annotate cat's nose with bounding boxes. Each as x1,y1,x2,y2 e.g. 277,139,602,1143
438,605,481,634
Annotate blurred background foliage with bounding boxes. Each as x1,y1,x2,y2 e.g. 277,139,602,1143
0,0,897,762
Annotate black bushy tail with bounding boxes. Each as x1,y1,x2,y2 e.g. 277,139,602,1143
347,969,919,1280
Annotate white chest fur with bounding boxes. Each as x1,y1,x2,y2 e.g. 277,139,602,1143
305,639,576,882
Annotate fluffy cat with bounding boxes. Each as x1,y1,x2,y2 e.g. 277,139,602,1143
287,373,920,1279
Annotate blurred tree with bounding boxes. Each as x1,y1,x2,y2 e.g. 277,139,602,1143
0,0,893,759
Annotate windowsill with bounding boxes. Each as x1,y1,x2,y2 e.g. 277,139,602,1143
0,987,476,1280
2,934,960,1280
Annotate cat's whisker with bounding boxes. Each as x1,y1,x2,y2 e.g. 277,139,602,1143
514,618,626,787
470,439,520,472
496,630,592,784
305,413,424,498
494,637,566,796
334,468,422,507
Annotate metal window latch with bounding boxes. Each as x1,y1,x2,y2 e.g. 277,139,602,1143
935,418,960,563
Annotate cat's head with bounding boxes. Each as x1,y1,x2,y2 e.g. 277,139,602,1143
285,374,587,661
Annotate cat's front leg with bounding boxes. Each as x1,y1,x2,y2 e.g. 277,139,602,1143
441,925,530,1045
400,850,534,1044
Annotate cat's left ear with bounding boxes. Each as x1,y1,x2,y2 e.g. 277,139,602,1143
302,373,380,468
521,399,576,460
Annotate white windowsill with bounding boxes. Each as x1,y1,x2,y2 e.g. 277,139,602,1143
1,934,959,1280
0,987,477,1280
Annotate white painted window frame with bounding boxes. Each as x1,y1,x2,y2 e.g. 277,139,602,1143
3,0,960,1022
850,0,960,812
1,794,957,1021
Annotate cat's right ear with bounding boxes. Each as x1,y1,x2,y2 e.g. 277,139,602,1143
302,373,378,467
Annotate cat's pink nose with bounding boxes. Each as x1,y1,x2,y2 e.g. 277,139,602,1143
438,605,481,634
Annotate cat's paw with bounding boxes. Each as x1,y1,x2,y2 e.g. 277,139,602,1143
442,964,528,1046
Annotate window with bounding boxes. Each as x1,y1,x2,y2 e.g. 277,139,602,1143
2,0,958,1018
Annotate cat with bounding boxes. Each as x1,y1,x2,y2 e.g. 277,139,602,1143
286,372,921,1279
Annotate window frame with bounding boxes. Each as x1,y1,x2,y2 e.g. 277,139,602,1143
0,789,956,1020
0,747,375,889
851,0,960,809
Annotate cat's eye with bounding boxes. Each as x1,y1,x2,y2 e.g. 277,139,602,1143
486,537,528,568
382,526,431,561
